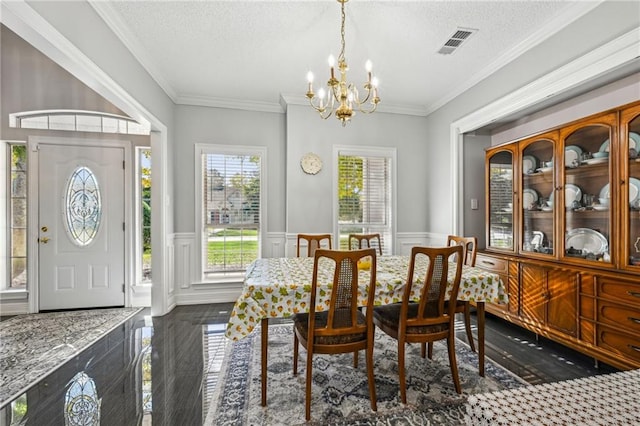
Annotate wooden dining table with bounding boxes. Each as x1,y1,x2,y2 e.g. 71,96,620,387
225,255,508,406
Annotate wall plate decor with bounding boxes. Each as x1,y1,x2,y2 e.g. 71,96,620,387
300,152,323,175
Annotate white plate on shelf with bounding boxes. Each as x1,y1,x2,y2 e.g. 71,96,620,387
599,132,640,152
600,178,640,207
592,205,608,211
564,145,583,167
522,188,538,209
565,183,582,208
522,155,537,174
565,228,608,255
582,157,608,165
630,177,640,207
536,166,553,173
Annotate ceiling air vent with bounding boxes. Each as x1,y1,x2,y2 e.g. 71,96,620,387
437,27,478,55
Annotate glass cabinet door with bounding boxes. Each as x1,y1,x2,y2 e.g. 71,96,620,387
622,105,640,269
520,134,555,256
560,116,615,264
487,148,514,251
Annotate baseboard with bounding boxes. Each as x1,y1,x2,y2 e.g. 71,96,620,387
0,301,29,316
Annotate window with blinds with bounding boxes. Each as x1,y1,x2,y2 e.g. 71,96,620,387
201,151,261,275
337,152,392,253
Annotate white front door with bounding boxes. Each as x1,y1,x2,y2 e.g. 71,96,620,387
38,143,125,310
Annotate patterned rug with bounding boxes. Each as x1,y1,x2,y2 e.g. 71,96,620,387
0,307,143,407
206,324,528,425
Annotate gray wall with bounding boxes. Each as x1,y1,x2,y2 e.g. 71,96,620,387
463,133,490,247
0,25,146,144
491,73,640,145
285,104,429,235
426,0,640,236
173,105,286,233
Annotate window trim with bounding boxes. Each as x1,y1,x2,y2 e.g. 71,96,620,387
2,140,28,295
332,145,397,255
194,144,267,283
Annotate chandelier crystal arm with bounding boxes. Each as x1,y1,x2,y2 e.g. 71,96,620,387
304,0,380,126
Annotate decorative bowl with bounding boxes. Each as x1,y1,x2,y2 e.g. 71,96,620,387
592,152,609,159
599,197,610,206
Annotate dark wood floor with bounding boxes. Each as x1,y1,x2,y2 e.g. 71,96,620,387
1,303,618,425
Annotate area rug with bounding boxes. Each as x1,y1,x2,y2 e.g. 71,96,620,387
205,324,528,425
0,307,143,407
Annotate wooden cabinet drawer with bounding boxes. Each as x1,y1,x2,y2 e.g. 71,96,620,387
597,325,640,363
598,300,640,334
598,278,640,308
476,254,508,274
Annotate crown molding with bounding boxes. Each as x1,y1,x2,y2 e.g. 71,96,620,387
426,1,605,116
457,26,640,134
279,94,429,117
450,25,640,236
89,1,178,102
176,95,284,114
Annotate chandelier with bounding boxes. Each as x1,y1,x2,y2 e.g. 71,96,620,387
305,0,380,127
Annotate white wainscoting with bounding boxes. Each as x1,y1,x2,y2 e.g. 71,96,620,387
171,231,287,305
173,233,195,289
396,232,448,255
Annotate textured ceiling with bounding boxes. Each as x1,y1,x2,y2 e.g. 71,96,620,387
91,1,597,115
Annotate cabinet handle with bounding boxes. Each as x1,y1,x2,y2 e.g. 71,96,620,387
628,291,640,298
480,260,495,266
629,344,640,353
629,317,640,325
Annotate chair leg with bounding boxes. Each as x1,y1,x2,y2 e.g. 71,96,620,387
293,330,299,375
420,342,426,358
366,340,377,412
427,342,434,359
354,350,359,368
305,346,313,421
447,335,462,394
398,340,407,404
464,303,476,352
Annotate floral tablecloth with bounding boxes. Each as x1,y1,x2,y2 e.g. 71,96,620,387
225,255,507,340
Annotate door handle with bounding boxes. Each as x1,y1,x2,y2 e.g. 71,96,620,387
39,237,50,244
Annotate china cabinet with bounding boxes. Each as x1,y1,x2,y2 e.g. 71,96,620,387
482,101,640,371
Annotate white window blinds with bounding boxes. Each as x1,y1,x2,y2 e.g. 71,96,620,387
337,153,392,253
201,153,261,274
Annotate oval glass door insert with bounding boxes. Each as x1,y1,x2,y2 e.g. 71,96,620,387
65,166,102,246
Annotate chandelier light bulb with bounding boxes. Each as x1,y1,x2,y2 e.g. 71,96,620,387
307,71,314,83
318,87,326,100
328,55,336,67
365,60,372,72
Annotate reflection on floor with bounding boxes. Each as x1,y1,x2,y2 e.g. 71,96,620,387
0,304,618,425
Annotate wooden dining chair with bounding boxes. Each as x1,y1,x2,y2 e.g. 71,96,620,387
373,245,464,403
292,248,378,421
446,235,478,352
296,233,332,257
348,233,383,255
